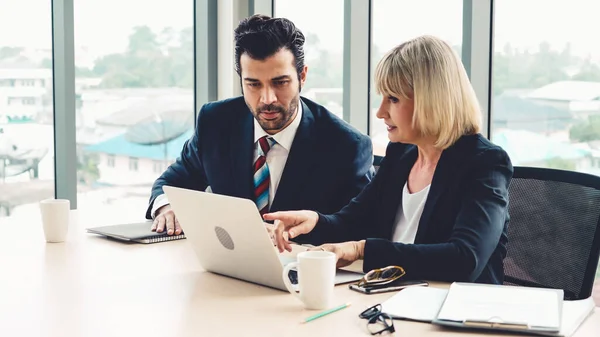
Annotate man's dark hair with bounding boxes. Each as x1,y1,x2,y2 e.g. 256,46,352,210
234,14,305,79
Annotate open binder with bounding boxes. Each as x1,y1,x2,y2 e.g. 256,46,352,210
378,282,595,337
432,283,563,334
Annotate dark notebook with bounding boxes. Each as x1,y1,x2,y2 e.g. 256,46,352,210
86,222,186,244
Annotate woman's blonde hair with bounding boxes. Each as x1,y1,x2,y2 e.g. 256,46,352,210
374,35,481,149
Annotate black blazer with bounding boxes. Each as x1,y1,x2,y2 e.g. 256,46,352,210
312,134,513,284
146,96,374,244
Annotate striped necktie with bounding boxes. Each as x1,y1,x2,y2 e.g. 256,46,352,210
253,136,275,215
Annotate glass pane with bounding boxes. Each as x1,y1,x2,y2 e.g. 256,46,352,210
490,0,600,304
0,0,54,218
74,1,194,223
370,0,463,156
275,0,344,120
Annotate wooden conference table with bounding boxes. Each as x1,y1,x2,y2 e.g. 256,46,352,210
0,210,599,337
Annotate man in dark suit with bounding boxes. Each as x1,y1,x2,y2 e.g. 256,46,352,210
147,14,373,244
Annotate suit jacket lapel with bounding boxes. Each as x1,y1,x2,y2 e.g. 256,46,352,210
229,109,254,200
383,146,417,238
270,101,317,212
414,143,462,242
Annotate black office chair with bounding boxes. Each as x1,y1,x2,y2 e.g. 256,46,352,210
503,166,600,300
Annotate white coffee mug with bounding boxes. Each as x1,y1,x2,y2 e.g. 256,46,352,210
40,199,70,243
282,250,336,310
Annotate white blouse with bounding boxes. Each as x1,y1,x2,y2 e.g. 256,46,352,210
391,182,431,244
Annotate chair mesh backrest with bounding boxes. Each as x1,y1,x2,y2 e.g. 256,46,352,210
504,167,600,300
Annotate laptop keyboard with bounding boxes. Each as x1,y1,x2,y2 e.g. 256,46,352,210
282,259,363,285
279,256,296,265
278,256,299,285
288,270,298,285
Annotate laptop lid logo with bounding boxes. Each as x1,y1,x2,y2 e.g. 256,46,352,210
214,226,235,250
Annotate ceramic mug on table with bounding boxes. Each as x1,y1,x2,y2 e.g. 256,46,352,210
40,198,70,243
282,250,336,310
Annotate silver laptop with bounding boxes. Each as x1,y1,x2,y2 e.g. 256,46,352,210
163,185,363,291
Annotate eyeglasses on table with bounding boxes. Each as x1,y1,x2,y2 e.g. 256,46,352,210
359,304,395,335
356,265,406,288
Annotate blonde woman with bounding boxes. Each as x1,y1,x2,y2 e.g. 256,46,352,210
266,35,513,284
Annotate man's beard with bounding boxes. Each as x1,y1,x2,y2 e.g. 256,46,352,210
249,95,299,132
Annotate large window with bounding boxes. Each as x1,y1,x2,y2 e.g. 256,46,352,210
491,0,600,173
370,0,463,156
491,0,600,299
0,0,54,218
275,0,345,120
74,0,194,221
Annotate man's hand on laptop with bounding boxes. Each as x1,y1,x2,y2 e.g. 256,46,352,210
151,205,183,235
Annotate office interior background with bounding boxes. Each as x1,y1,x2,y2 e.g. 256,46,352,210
0,0,598,293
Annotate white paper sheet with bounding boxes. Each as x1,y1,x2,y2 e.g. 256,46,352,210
380,286,449,322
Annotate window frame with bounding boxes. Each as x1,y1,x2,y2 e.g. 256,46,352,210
51,0,494,208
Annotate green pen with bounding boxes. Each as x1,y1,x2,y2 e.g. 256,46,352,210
301,302,352,323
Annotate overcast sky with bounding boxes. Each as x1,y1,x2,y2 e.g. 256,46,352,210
1,0,599,61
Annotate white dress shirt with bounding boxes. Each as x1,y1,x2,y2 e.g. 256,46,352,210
391,182,430,244
151,102,303,218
